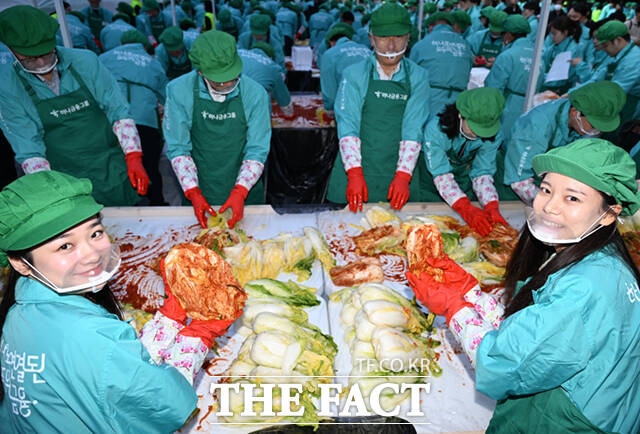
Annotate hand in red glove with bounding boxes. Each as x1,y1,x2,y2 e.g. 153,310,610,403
125,152,149,195
387,171,411,210
474,55,487,66
484,200,508,226
158,258,187,324
185,187,215,228
322,110,334,126
179,318,237,348
423,256,479,295
346,167,368,213
452,196,493,236
406,271,473,324
219,185,248,229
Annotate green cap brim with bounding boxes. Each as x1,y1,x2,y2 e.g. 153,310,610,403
489,24,503,33
371,24,411,36
7,197,103,251
584,112,620,132
164,42,184,51
467,118,500,138
200,55,243,82
11,38,56,57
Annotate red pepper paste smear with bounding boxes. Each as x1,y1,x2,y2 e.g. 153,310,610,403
109,224,201,312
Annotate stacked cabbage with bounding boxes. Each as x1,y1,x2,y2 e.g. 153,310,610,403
330,283,441,412
216,278,336,427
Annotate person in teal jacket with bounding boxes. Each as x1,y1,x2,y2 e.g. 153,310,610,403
100,13,137,52
328,3,430,211
320,23,370,116
485,15,541,143
239,43,294,116
407,138,640,433
541,16,584,95
504,81,626,203
276,0,307,54
467,10,507,67
0,6,149,207
164,31,271,229
238,14,286,72
100,30,168,205
56,11,100,53
156,26,193,80
309,4,336,48
0,170,239,432
136,0,165,46
410,12,473,116
217,8,243,39
522,1,539,42
353,13,372,47
161,2,188,27
420,88,509,235
581,20,640,124
81,0,114,40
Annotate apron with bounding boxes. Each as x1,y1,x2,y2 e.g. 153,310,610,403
150,16,165,40
487,387,609,433
167,51,192,80
186,75,264,206
16,65,138,206
606,45,639,124
87,8,105,39
479,32,502,59
326,59,422,203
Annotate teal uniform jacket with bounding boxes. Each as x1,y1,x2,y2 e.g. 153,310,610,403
525,15,539,43
239,48,291,108
485,37,542,143
135,14,164,39
161,6,188,27
467,28,503,56
156,44,191,73
99,18,137,53
581,43,640,122
320,37,371,111
476,247,640,434
335,54,430,144
0,277,197,433
99,43,168,129
575,44,613,83
308,10,335,48
422,115,502,180
81,6,114,39
238,27,286,72
0,42,13,68
0,47,131,166
164,70,271,163
503,98,581,185
410,23,473,116
468,6,485,33
353,25,372,48
183,29,200,48
56,13,100,54
541,37,583,93
276,7,300,39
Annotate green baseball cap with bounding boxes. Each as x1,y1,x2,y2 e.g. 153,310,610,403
117,2,134,17
142,0,160,11
218,8,232,24
230,0,243,9
568,81,626,132
319,3,330,11
159,26,184,51
113,12,131,22
179,18,196,29
0,6,59,57
0,171,103,267
426,11,454,26
250,14,272,35
121,29,151,48
251,41,275,60
325,22,355,42
480,6,496,18
442,1,454,9
503,14,531,34
595,20,629,43
424,2,438,13
181,0,193,12
532,139,640,215
189,30,243,82
451,10,471,30
456,87,506,137
258,7,277,23
370,2,412,36
489,10,508,33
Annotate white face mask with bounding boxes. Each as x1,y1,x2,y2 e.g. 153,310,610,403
574,112,602,138
526,205,612,245
22,245,121,295
371,36,408,59
459,119,479,140
203,76,240,102
15,52,58,75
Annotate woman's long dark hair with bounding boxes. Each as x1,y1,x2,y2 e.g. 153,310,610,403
550,15,583,44
503,194,640,316
438,103,461,140
0,218,123,403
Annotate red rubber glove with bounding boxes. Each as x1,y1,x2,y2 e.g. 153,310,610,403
185,187,215,228
158,258,187,324
452,196,493,236
346,167,368,213
422,256,479,295
295,32,302,40
125,152,149,195
387,171,411,210
219,185,248,229
322,110,334,125
484,200,508,226
406,271,473,324
474,55,487,66
179,318,237,348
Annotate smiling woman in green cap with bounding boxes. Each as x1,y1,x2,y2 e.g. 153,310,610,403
0,171,240,431
327,1,431,212
163,30,271,229
407,138,640,433
0,5,149,207
156,26,192,80
419,87,509,236
504,80,627,204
